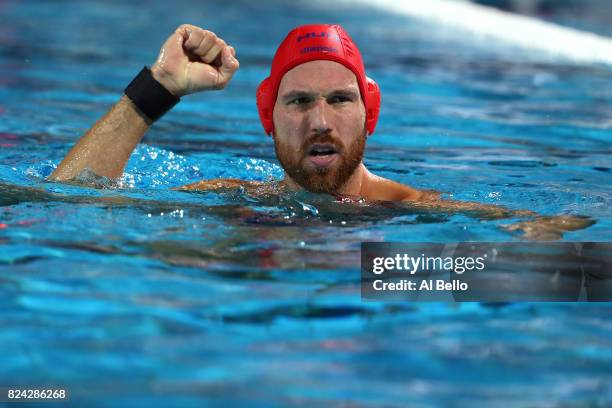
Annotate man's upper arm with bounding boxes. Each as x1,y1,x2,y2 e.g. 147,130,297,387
403,189,440,202
176,178,262,191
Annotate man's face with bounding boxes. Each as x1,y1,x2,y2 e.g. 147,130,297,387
272,60,367,193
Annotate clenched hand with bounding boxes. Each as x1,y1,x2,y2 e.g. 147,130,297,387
151,24,239,97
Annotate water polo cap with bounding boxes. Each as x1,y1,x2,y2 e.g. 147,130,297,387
256,24,381,136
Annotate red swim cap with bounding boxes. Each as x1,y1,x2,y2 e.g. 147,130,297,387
256,24,381,136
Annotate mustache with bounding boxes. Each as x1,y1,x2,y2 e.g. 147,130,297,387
301,133,343,153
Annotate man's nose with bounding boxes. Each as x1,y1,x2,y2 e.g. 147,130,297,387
307,98,332,134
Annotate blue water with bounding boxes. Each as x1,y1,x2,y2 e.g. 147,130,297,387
1,0,611,406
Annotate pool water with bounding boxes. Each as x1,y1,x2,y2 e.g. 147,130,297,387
1,0,611,406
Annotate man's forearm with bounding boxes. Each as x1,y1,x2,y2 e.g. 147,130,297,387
404,195,536,220
50,95,150,181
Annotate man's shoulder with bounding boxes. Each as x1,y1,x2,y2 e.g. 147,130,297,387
364,174,439,202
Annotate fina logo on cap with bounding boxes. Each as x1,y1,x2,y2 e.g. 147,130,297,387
297,31,340,55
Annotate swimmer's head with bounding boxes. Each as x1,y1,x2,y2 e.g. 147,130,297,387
256,24,381,136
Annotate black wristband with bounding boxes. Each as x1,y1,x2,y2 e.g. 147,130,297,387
124,66,180,122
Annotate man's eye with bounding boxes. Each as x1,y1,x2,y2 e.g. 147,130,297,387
329,95,351,103
289,97,311,105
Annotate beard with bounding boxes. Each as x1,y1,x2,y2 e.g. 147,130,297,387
274,129,366,194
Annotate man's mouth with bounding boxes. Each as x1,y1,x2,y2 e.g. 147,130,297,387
307,143,339,167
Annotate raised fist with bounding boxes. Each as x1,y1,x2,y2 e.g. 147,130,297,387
150,24,239,97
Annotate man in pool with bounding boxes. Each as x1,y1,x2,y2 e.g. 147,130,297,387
49,23,592,239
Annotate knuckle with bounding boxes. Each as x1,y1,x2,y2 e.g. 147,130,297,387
177,23,193,32
199,34,215,48
203,30,217,40
194,36,206,49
